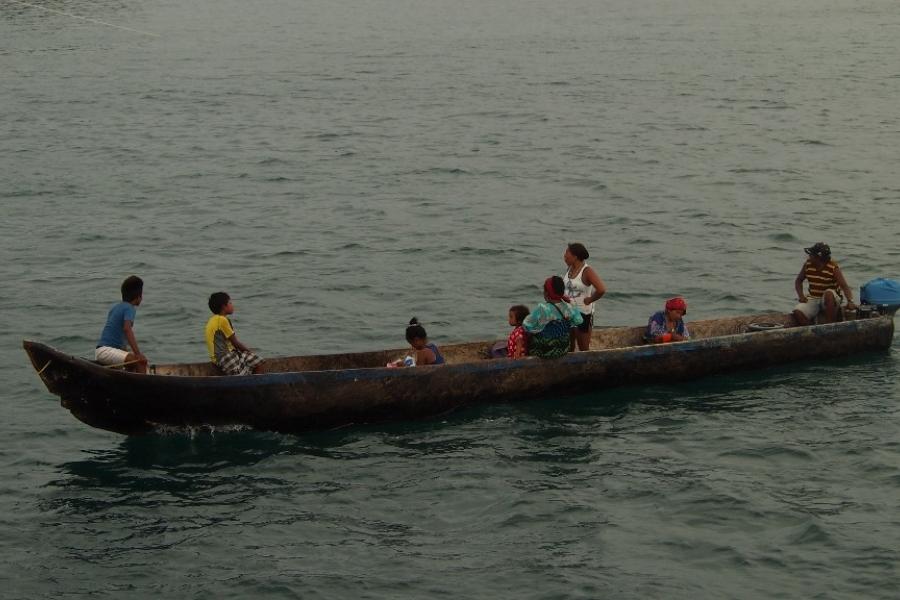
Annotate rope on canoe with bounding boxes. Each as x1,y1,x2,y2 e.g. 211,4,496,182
105,359,143,369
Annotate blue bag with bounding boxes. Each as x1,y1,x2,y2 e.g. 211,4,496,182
528,304,571,359
860,278,900,307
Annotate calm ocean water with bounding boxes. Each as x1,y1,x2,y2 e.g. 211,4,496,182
2,0,899,597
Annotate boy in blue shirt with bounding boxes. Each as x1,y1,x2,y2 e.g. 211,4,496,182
95,275,148,373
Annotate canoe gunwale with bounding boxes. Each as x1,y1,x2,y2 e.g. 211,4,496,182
23,314,896,385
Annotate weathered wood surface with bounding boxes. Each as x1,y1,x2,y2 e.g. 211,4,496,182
23,312,894,435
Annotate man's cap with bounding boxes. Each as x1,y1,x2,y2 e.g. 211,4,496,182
804,242,831,259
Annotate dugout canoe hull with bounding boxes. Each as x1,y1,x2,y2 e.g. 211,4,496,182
23,312,895,436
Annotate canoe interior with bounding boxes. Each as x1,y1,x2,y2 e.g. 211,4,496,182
150,312,795,377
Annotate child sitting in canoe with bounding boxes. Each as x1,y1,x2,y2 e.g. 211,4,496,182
205,292,264,375
95,275,149,373
390,318,445,366
507,304,530,358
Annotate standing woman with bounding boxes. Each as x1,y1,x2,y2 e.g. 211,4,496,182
563,242,607,351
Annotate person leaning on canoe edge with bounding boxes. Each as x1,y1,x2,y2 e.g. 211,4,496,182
792,242,857,326
205,292,265,375
646,296,690,344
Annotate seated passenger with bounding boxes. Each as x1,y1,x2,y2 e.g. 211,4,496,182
205,292,264,375
394,318,444,366
647,297,690,344
95,275,149,373
507,304,530,359
792,242,857,326
523,276,583,358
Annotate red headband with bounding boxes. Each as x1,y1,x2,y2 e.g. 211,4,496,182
544,278,570,303
665,297,687,314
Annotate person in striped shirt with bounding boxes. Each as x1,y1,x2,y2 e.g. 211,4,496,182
792,242,856,326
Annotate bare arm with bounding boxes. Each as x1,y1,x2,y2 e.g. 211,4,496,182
123,321,147,362
512,335,526,358
795,269,807,302
582,267,607,305
834,266,856,308
228,334,251,353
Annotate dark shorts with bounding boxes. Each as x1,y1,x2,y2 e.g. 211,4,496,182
574,312,593,333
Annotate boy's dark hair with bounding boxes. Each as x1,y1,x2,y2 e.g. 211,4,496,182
509,305,530,325
208,292,231,314
405,317,428,343
568,242,590,261
121,276,143,302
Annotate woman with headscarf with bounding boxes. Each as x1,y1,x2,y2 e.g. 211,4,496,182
646,297,690,344
523,276,584,358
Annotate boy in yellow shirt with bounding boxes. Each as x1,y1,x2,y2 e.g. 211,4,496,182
205,292,264,375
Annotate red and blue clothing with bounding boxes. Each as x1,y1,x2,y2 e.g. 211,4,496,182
647,311,690,340
506,326,527,358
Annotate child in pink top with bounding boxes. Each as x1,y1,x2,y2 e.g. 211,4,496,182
506,305,530,358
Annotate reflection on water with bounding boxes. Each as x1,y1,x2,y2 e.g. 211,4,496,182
51,429,366,484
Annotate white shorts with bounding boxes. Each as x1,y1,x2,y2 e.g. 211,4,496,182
794,289,840,320
95,346,129,365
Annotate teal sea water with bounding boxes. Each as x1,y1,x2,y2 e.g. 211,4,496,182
2,0,899,597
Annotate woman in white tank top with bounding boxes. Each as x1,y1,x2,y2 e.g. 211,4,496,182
563,242,607,351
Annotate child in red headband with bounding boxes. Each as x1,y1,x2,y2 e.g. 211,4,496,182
646,297,690,344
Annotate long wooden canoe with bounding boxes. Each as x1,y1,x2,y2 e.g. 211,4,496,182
23,312,895,435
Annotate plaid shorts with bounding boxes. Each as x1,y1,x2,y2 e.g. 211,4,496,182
217,350,263,376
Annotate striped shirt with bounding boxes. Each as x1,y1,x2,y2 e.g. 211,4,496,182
804,259,842,298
